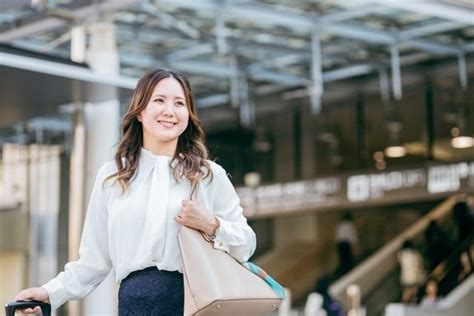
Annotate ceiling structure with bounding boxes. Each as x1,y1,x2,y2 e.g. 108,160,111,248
0,0,473,164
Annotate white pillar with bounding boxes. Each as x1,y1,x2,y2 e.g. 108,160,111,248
86,22,120,76
82,100,120,316
73,20,121,315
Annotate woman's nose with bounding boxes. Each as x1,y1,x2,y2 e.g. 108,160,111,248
162,102,174,115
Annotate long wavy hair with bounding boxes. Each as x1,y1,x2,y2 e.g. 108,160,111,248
105,68,212,197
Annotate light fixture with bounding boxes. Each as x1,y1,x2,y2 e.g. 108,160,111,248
385,145,407,158
451,136,474,148
450,122,473,149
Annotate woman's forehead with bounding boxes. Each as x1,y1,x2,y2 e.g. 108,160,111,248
152,77,186,97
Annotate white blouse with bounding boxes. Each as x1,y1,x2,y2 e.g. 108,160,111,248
42,148,257,310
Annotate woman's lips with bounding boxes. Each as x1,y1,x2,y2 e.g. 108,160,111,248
157,120,177,128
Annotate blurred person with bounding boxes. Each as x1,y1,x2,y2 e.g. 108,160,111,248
420,278,441,307
314,277,345,316
398,239,426,304
458,250,473,282
13,69,256,315
304,292,327,316
452,201,474,243
424,220,450,270
335,212,358,276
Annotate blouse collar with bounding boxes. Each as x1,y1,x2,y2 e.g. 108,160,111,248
140,147,174,165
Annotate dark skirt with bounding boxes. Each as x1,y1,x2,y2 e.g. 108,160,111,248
118,267,184,316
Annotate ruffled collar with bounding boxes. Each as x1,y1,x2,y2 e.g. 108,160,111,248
139,147,174,165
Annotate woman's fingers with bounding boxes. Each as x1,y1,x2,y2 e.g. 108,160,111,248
18,306,41,315
13,287,50,315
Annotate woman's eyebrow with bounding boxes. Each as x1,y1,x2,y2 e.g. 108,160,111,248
151,94,185,100
151,94,166,98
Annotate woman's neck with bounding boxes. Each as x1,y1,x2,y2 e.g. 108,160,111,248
142,140,177,157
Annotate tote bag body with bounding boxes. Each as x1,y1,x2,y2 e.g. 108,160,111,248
178,226,282,315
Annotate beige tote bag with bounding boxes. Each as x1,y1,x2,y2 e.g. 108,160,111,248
178,226,283,315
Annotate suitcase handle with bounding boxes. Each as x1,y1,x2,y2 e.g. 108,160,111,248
5,300,51,316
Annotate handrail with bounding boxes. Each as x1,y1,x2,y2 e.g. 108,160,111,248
329,195,460,307
419,232,474,300
385,275,474,316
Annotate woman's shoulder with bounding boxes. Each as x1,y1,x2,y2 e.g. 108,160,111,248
199,160,231,188
206,159,223,172
97,160,119,179
206,159,229,178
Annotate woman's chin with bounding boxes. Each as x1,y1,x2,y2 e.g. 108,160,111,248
151,134,180,144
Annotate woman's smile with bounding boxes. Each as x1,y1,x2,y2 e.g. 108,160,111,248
157,120,177,128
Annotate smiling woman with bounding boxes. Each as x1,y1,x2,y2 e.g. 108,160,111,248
108,69,212,196
139,78,190,156
13,69,257,316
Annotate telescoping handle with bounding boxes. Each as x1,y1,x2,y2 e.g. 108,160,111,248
5,300,51,316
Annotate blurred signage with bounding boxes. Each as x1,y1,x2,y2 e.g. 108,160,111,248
238,161,474,218
346,168,426,202
428,162,474,194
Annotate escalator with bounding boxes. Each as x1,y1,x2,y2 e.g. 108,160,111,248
329,195,472,316
385,234,473,316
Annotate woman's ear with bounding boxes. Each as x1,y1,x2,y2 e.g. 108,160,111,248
136,114,142,122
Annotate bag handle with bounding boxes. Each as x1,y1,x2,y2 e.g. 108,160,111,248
5,301,51,316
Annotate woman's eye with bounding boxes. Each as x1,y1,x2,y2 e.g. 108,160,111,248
176,101,185,107
154,98,164,103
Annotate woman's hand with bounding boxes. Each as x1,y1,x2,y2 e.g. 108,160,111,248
14,287,49,314
175,200,219,236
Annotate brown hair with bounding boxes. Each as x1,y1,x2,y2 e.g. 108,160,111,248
105,68,212,196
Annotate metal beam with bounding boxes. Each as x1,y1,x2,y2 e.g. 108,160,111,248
391,45,402,100
0,1,140,42
379,0,474,25
27,117,71,132
320,5,386,24
197,50,435,109
310,29,323,114
166,44,215,60
323,64,375,82
464,41,474,52
164,0,464,55
327,23,393,44
399,20,467,39
328,22,464,55
458,53,468,89
139,2,201,39
197,94,230,108
167,60,237,78
405,39,462,55
0,51,138,89
248,66,310,86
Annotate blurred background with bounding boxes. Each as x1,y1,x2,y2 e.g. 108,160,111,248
0,0,473,315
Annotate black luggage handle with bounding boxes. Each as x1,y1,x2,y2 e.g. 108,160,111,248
5,300,51,316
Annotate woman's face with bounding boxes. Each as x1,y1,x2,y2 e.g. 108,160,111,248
138,77,190,149
426,281,438,296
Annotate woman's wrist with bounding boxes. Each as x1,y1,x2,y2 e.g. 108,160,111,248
206,216,220,237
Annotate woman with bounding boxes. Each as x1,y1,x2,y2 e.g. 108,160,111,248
14,69,257,315
398,239,426,304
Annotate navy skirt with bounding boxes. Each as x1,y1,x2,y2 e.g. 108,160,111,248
118,267,184,316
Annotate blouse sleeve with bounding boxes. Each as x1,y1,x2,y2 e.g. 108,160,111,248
41,164,112,310
210,164,257,263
